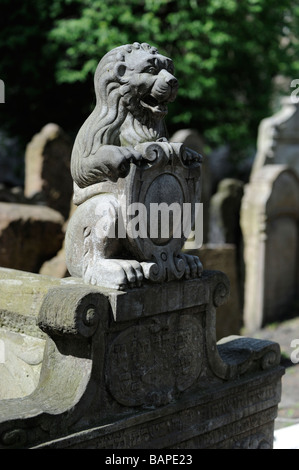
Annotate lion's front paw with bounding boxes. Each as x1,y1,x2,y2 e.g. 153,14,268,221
181,147,202,166
178,253,203,279
84,259,144,290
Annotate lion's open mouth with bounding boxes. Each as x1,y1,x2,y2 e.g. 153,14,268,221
140,94,168,116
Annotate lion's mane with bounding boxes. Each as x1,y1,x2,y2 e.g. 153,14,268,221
74,42,168,161
71,42,172,204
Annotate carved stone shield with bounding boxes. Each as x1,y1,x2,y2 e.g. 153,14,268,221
117,142,202,282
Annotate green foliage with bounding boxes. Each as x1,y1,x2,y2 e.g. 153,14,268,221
1,0,299,159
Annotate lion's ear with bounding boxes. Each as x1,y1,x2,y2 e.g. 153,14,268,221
114,63,127,82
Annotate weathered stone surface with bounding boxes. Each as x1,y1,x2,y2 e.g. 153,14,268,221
0,268,84,338
0,268,86,400
251,97,299,179
107,313,203,407
24,123,73,219
241,165,299,333
0,202,64,273
0,329,45,400
0,268,283,449
209,178,244,245
186,244,241,340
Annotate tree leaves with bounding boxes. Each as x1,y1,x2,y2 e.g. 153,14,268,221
0,0,298,159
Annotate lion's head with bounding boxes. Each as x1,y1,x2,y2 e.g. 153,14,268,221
77,42,178,157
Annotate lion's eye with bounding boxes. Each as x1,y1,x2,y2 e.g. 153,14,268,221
145,67,157,74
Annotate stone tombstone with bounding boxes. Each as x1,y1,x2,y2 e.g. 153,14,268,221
0,202,64,273
251,97,299,179
208,178,245,308
0,43,284,449
241,165,299,333
24,123,73,219
209,178,244,245
171,129,211,243
65,42,203,290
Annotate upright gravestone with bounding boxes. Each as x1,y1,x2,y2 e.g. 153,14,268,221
208,178,245,308
0,43,284,449
241,165,299,333
171,129,211,243
0,202,64,273
24,123,73,219
209,178,244,245
251,97,299,179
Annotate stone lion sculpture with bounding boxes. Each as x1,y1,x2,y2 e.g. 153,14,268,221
65,42,203,289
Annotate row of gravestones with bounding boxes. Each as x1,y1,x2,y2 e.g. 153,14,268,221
0,96,298,336
207,97,299,334
175,97,299,335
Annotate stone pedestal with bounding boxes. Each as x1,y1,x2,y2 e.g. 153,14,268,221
0,268,283,449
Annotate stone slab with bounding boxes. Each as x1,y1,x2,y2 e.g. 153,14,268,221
0,267,85,338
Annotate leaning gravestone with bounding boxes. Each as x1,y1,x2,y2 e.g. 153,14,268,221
241,165,299,333
24,123,73,219
0,42,283,449
251,97,299,179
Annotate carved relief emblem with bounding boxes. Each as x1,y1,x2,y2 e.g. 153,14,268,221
106,314,203,407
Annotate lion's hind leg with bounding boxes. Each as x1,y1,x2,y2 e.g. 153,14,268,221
65,194,145,290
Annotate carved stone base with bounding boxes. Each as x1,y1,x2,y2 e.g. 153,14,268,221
0,269,284,449
33,369,281,449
